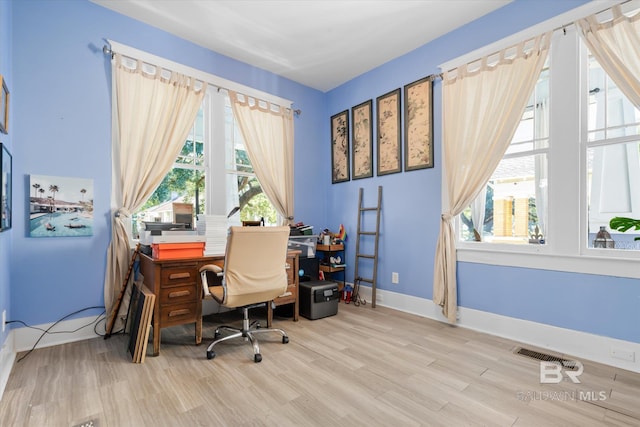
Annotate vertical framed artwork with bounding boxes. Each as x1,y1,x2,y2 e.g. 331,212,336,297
376,88,401,176
351,99,373,180
404,76,434,171
29,174,94,237
0,143,11,231
0,75,8,134
331,110,350,183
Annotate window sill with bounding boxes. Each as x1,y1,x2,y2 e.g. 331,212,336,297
456,243,640,279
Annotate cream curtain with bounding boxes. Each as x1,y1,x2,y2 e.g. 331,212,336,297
433,33,551,322
229,90,295,225
577,5,640,109
104,53,206,330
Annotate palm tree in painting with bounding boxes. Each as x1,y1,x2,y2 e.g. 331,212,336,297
49,185,59,212
80,188,86,201
32,183,40,198
38,188,45,197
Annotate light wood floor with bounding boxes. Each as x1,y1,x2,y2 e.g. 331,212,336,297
1,302,639,427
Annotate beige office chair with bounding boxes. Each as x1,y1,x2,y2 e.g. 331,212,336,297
199,226,291,362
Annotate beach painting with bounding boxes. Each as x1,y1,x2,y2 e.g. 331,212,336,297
29,174,94,237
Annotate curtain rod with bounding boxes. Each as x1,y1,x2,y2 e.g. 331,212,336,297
102,44,302,117
437,0,635,79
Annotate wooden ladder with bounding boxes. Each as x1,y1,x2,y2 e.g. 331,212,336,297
353,186,382,307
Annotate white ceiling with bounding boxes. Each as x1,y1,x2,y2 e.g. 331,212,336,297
91,0,511,92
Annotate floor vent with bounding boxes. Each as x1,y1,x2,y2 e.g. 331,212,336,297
514,347,579,370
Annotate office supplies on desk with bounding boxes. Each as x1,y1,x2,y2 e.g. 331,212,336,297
196,214,228,255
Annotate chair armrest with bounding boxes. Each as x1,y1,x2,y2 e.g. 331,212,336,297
199,263,223,276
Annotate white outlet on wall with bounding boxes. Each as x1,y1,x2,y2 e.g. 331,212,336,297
610,348,635,362
392,272,399,284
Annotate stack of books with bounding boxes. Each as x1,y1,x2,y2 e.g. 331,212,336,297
293,223,314,235
196,214,228,256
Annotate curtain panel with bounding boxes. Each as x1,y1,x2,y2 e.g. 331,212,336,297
104,54,206,331
229,91,295,226
433,33,551,323
576,5,640,110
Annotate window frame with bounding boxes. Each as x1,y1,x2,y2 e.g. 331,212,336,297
453,24,640,280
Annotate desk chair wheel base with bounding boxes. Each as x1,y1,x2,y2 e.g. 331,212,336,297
254,353,262,363
282,336,289,344
207,350,216,360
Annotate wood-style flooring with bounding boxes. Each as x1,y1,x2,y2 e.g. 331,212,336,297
1,302,639,426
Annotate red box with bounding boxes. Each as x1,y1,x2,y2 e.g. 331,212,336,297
152,242,205,260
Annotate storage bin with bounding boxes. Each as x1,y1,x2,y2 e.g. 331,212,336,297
152,242,205,260
288,235,318,258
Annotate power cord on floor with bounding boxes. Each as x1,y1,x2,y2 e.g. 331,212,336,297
6,306,109,363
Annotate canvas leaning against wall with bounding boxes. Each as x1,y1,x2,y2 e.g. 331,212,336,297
29,174,94,237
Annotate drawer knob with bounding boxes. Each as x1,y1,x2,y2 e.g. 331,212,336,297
168,308,190,317
168,290,191,298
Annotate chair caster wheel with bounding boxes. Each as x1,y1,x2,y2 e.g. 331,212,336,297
254,353,262,363
207,350,216,360
282,336,289,344
214,332,221,340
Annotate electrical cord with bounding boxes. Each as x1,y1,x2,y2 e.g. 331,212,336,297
6,306,110,363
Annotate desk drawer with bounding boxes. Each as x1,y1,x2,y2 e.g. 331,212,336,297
161,265,198,287
159,283,198,305
160,302,198,327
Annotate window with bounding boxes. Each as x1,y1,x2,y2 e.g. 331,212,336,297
133,88,276,238
459,65,549,244
223,99,278,225
455,22,640,278
586,56,640,250
132,109,205,238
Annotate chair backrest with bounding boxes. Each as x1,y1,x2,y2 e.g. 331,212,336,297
221,226,290,307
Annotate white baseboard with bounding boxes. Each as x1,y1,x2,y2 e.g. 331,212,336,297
356,285,640,373
12,315,105,353
0,332,17,402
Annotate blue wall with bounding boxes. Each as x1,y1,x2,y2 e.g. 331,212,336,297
8,0,324,329
4,0,638,350
325,0,638,345
0,0,13,347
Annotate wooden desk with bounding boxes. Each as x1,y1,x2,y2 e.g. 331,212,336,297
139,251,300,356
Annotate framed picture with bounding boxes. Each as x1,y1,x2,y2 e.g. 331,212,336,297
0,75,8,134
29,174,94,237
351,100,373,180
0,143,11,231
376,88,401,176
331,110,350,183
404,76,434,171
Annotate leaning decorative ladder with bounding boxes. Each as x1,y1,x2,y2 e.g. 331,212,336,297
353,186,382,308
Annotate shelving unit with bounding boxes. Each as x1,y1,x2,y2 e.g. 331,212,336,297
316,242,345,291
